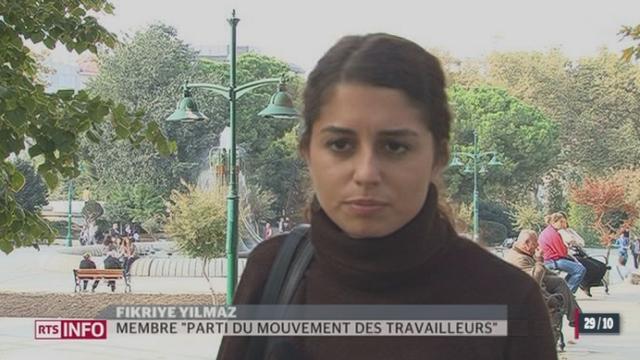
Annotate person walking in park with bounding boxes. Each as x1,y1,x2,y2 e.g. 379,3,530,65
539,212,586,294
263,223,273,241
632,236,640,269
218,32,555,359
615,229,631,267
78,253,99,292
277,217,285,233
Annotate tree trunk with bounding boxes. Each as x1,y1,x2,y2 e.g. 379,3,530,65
201,258,218,305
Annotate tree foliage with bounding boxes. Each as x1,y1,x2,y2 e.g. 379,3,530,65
165,183,226,259
446,86,560,201
570,177,638,245
104,183,165,227
0,0,175,253
620,24,640,62
165,183,226,303
84,23,202,196
196,53,306,218
12,159,48,212
510,201,545,233
456,50,640,176
567,202,600,248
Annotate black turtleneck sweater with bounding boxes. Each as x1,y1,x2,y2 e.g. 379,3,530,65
217,187,557,359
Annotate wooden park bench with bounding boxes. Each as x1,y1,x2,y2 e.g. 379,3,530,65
73,269,131,293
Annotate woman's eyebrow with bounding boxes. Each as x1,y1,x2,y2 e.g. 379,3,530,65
319,126,356,135
319,127,420,137
379,129,419,137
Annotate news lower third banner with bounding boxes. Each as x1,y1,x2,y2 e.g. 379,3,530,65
35,305,508,339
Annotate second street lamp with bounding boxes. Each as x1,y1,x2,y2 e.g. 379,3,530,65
449,129,502,242
166,10,299,304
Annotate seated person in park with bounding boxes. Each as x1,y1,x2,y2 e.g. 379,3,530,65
103,249,122,292
120,236,138,274
505,230,580,327
78,253,99,292
538,212,586,293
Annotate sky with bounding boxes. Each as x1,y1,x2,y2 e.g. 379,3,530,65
50,0,639,72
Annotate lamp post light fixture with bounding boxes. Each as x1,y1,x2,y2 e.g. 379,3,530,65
166,10,299,304
449,129,502,242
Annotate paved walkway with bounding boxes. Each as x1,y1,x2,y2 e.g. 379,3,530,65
0,244,638,359
0,245,228,294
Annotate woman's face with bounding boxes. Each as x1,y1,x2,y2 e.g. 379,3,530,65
302,83,441,238
553,218,568,230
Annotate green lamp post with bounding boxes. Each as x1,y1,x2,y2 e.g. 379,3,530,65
449,130,502,242
167,10,299,304
65,179,73,247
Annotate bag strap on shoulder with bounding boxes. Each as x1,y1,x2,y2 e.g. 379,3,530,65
258,224,311,304
245,224,313,360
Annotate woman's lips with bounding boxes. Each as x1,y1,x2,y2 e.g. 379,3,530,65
344,199,388,216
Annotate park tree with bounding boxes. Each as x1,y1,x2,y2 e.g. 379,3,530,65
446,86,560,203
104,183,166,232
84,23,205,197
461,49,640,177
563,50,640,173
0,0,174,253
570,177,638,246
510,201,545,233
252,125,310,219
165,183,227,304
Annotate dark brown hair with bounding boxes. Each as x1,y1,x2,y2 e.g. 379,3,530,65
300,33,451,167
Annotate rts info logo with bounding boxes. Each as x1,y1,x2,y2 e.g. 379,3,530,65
35,320,107,340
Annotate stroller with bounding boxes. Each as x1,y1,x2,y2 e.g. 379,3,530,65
569,245,610,295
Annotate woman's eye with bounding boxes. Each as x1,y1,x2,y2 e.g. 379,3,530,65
384,141,409,154
327,139,353,152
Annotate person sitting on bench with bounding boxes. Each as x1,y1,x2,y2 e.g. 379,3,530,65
505,230,580,327
79,253,99,292
103,249,122,292
539,212,586,293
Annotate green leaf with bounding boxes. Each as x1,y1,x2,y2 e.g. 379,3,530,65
9,169,26,191
57,89,75,100
30,31,44,43
42,171,59,190
114,125,129,138
70,7,86,17
86,130,101,143
0,239,13,255
43,37,56,49
28,144,44,157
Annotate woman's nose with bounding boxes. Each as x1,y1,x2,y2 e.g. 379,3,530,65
353,149,382,186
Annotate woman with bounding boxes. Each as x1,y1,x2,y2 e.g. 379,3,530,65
217,33,555,359
539,213,586,294
632,237,640,269
120,236,138,274
614,230,630,266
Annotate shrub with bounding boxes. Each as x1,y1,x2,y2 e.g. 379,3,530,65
479,220,508,246
165,183,226,304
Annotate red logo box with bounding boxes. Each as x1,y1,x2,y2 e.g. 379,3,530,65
35,320,107,340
